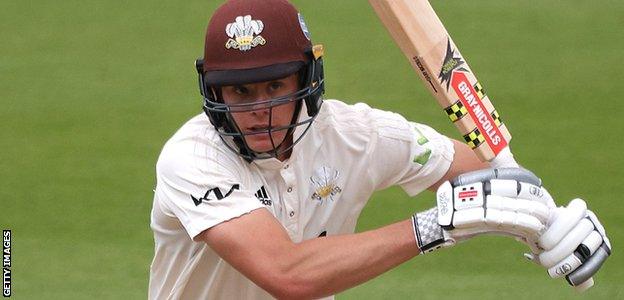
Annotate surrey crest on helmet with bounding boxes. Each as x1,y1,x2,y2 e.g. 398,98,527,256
225,15,266,51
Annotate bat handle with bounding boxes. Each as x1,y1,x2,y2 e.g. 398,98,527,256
489,146,520,169
574,278,594,293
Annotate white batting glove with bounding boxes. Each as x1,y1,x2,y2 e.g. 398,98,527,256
527,198,611,291
412,168,554,254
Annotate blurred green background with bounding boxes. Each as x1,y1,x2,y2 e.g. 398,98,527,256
1,0,622,299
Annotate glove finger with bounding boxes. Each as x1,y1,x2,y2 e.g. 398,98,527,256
487,195,550,224
578,231,604,260
539,218,594,268
488,179,518,197
493,168,541,186
539,199,587,250
566,243,610,286
451,168,497,186
547,231,602,278
468,175,551,210
452,208,545,238
451,168,540,186
517,182,556,209
488,179,556,209
488,179,542,200
452,207,484,228
484,209,546,238
587,210,612,251
548,252,583,278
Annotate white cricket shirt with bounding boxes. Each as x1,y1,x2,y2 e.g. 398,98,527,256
149,100,455,299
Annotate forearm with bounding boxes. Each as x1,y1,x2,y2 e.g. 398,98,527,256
281,219,418,298
203,209,419,299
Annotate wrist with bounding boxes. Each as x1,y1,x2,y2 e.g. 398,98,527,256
412,207,450,254
488,146,519,169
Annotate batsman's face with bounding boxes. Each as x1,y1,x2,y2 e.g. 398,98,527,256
221,73,299,154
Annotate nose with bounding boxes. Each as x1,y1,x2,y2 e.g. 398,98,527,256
251,106,270,118
250,92,272,115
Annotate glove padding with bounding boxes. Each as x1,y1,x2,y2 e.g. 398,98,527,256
413,168,554,254
528,198,611,291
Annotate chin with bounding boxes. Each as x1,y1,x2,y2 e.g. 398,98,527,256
246,134,287,153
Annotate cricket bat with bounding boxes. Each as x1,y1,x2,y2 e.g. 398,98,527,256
368,0,513,165
368,0,593,291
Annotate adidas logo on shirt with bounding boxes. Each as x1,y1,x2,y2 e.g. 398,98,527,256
254,186,272,206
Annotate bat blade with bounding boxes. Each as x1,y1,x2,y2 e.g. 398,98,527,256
369,0,512,162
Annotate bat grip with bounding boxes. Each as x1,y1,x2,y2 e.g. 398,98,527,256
574,278,594,293
489,146,519,169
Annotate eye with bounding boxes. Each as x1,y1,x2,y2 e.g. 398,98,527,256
233,86,249,95
268,81,283,92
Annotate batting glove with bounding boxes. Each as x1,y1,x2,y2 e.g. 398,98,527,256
412,168,554,254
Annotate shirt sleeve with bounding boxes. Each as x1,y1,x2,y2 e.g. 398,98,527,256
365,107,455,196
397,122,455,195
154,142,264,240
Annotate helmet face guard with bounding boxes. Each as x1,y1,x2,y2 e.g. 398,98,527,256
195,46,325,162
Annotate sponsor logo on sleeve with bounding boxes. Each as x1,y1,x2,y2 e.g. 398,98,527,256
411,124,433,165
191,184,240,206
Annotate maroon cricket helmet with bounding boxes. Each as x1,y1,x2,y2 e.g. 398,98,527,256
197,0,325,162
202,0,313,85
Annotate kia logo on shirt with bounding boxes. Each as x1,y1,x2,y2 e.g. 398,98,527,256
191,184,240,206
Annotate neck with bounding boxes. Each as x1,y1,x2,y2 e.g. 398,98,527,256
276,133,294,161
